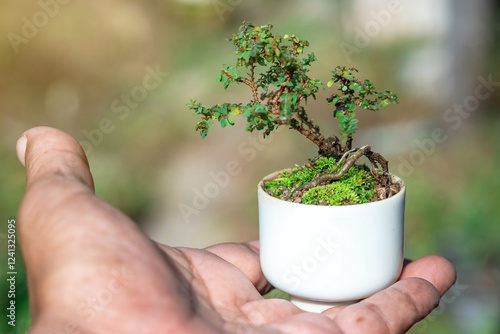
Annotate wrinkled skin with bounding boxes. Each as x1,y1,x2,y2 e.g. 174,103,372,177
16,127,456,334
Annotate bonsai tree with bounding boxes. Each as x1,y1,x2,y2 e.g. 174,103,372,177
188,22,400,205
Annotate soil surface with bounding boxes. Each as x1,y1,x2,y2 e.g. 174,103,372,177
372,173,403,202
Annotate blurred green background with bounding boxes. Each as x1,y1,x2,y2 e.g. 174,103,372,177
1,0,499,333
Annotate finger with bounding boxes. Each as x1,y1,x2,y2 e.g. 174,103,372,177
326,254,456,313
399,255,456,296
204,240,272,293
322,256,456,333
330,278,440,334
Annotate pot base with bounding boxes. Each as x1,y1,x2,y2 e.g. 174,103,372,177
290,296,357,313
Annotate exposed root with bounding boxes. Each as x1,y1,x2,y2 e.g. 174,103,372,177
285,145,398,202
364,150,389,179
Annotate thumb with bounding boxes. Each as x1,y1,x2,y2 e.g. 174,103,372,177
16,126,94,191
15,127,197,332
16,126,98,278
15,126,101,321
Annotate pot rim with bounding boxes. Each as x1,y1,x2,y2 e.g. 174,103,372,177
258,168,405,208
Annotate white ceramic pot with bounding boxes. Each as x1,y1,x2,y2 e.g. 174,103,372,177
258,170,405,313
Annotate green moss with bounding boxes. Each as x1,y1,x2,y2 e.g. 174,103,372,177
263,157,376,205
302,166,376,205
264,157,338,198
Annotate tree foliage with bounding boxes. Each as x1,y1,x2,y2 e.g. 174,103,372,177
188,22,398,185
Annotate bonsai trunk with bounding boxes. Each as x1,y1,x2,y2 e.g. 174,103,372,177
286,116,391,189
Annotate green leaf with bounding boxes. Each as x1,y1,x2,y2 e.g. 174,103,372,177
379,99,390,107
219,118,228,128
217,72,224,82
345,101,356,112
227,117,235,125
218,105,228,115
255,105,268,114
349,83,362,92
327,80,334,88
243,105,253,117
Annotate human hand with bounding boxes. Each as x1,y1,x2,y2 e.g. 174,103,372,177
16,126,456,334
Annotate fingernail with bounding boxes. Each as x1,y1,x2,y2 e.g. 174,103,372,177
16,134,27,167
